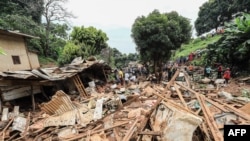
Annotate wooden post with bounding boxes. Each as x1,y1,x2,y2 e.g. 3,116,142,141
173,83,188,109
40,86,50,100
102,68,108,82
176,83,223,141
30,85,35,111
166,69,180,89
0,97,2,114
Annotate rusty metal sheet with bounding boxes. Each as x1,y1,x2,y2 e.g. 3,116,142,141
44,110,77,127
40,90,76,115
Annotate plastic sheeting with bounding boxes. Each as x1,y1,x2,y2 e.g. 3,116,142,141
150,102,202,141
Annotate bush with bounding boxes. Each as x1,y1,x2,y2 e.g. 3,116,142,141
58,42,84,65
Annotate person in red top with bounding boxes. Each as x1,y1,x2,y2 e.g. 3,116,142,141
217,64,222,78
188,52,194,61
223,68,231,84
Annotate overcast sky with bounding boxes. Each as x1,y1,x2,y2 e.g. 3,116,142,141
66,0,208,54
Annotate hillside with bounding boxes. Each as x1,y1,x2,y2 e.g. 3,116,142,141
173,35,222,59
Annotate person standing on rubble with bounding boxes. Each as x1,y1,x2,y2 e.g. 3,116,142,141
217,64,223,78
114,69,120,84
167,65,173,81
187,63,194,79
223,68,231,85
118,68,124,86
205,65,211,78
124,71,130,85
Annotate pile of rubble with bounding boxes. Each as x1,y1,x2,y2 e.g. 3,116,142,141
1,68,250,141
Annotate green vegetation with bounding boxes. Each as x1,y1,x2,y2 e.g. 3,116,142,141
0,47,6,55
131,10,192,72
173,35,222,58
1,0,249,73
38,56,58,67
195,0,250,36
206,13,250,71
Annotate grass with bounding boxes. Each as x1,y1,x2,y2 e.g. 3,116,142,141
173,35,222,59
38,56,58,67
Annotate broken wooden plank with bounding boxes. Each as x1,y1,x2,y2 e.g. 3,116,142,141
152,92,198,116
122,119,138,141
21,112,30,139
0,118,14,136
64,121,130,141
1,108,8,121
173,83,188,109
167,69,180,89
13,106,19,117
199,95,223,141
136,97,162,141
138,131,162,136
201,123,212,141
30,85,35,111
113,127,122,141
176,83,223,141
204,97,228,112
0,85,41,101
184,72,191,88
213,99,250,121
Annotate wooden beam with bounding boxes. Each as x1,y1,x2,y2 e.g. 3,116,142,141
200,95,223,141
173,83,188,109
166,69,180,89
102,68,108,82
204,97,228,112
213,99,250,121
122,119,138,141
152,92,198,116
0,118,14,136
0,79,55,86
138,131,162,136
30,85,35,111
64,121,130,141
176,83,223,141
184,72,191,88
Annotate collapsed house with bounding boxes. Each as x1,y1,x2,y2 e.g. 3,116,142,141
0,57,112,112
0,64,248,140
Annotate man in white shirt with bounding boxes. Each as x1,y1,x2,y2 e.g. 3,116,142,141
124,72,130,85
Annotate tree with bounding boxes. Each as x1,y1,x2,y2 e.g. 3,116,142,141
131,10,192,73
70,26,109,55
195,1,221,36
43,0,73,56
0,0,44,23
195,0,250,36
58,42,83,65
99,47,114,67
206,13,250,72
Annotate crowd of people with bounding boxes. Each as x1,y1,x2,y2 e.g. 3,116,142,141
111,59,231,87
113,66,148,86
